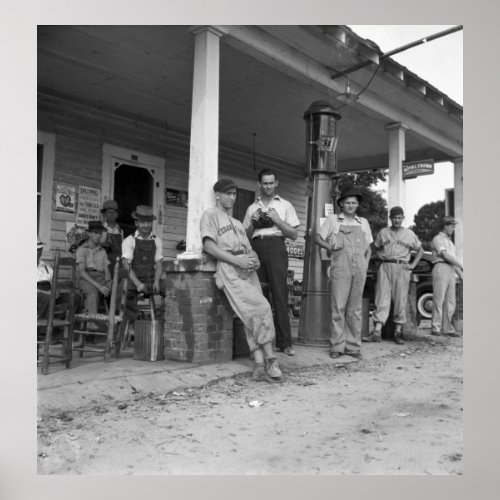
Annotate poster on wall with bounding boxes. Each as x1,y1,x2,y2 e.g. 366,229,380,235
76,186,101,226
65,222,87,250
55,184,76,213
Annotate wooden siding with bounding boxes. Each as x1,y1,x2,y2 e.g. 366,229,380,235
38,92,306,278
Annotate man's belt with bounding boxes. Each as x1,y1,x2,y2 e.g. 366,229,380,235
252,234,284,240
382,259,408,264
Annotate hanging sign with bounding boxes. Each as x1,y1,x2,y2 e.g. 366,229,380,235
76,186,101,226
402,159,434,180
55,184,76,213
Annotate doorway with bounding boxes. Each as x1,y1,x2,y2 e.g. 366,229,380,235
102,144,165,238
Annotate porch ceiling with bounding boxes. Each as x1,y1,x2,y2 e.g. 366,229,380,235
37,25,462,174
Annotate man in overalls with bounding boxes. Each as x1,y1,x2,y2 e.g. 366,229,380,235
100,199,124,278
315,189,373,359
201,178,282,383
122,205,165,335
363,206,424,345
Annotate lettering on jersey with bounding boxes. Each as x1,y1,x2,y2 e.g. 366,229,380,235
379,238,413,250
218,223,246,238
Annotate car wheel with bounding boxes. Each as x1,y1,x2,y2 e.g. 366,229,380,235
417,291,433,320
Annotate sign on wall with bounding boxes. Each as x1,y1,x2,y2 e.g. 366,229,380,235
55,184,76,213
65,222,87,249
402,159,434,180
76,186,101,226
165,188,188,207
287,244,305,260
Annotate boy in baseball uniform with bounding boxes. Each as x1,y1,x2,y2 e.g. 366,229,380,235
200,178,282,383
364,206,424,344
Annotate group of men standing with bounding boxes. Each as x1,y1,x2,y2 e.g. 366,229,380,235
38,168,463,383
202,171,463,381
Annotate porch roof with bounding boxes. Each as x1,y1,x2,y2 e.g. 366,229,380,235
37,25,463,173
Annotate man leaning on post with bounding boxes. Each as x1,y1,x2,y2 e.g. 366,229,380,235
201,178,283,383
363,206,424,345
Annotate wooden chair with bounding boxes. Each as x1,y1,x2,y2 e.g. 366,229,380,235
73,258,128,361
37,250,77,375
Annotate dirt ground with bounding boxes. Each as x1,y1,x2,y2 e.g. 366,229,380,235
37,334,462,475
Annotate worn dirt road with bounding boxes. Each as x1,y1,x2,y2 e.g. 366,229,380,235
37,335,462,475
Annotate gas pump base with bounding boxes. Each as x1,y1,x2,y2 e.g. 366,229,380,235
162,257,234,363
295,292,331,347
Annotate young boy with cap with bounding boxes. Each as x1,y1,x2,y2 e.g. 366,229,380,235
430,216,463,337
75,221,111,331
200,178,282,383
315,188,373,359
363,206,424,345
121,205,165,333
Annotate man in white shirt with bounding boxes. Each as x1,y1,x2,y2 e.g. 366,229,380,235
243,169,300,357
430,216,463,337
122,205,165,329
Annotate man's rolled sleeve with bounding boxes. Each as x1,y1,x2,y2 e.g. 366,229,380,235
319,216,334,242
200,210,219,243
121,236,134,262
284,201,300,228
154,237,163,263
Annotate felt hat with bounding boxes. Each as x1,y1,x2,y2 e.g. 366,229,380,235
87,220,107,232
213,178,237,193
100,199,119,213
337,188,363,206
131,205,156,221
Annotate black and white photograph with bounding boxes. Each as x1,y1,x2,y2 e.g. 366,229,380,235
35,22,464,475
3,0,500,497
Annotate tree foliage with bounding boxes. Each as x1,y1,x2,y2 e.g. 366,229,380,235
409,200,445,250
337,171,388,240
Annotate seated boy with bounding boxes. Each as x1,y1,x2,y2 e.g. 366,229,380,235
75,221,111,331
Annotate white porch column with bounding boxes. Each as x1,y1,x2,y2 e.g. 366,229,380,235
453,157,463,263
385,122,409,212
181,26,224,258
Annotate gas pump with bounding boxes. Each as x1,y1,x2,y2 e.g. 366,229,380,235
297,101,341,346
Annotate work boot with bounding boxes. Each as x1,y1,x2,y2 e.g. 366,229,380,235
362,331,382,342
393,331,405,345
251,364,275,383
266,358,283,379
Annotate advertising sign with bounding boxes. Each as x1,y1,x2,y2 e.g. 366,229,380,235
55,184,76,213
402,159,434,180
76,186,101,226
287,244,305,260
65,222,87,249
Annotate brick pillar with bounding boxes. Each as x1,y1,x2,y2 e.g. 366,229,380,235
163,257,234,363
